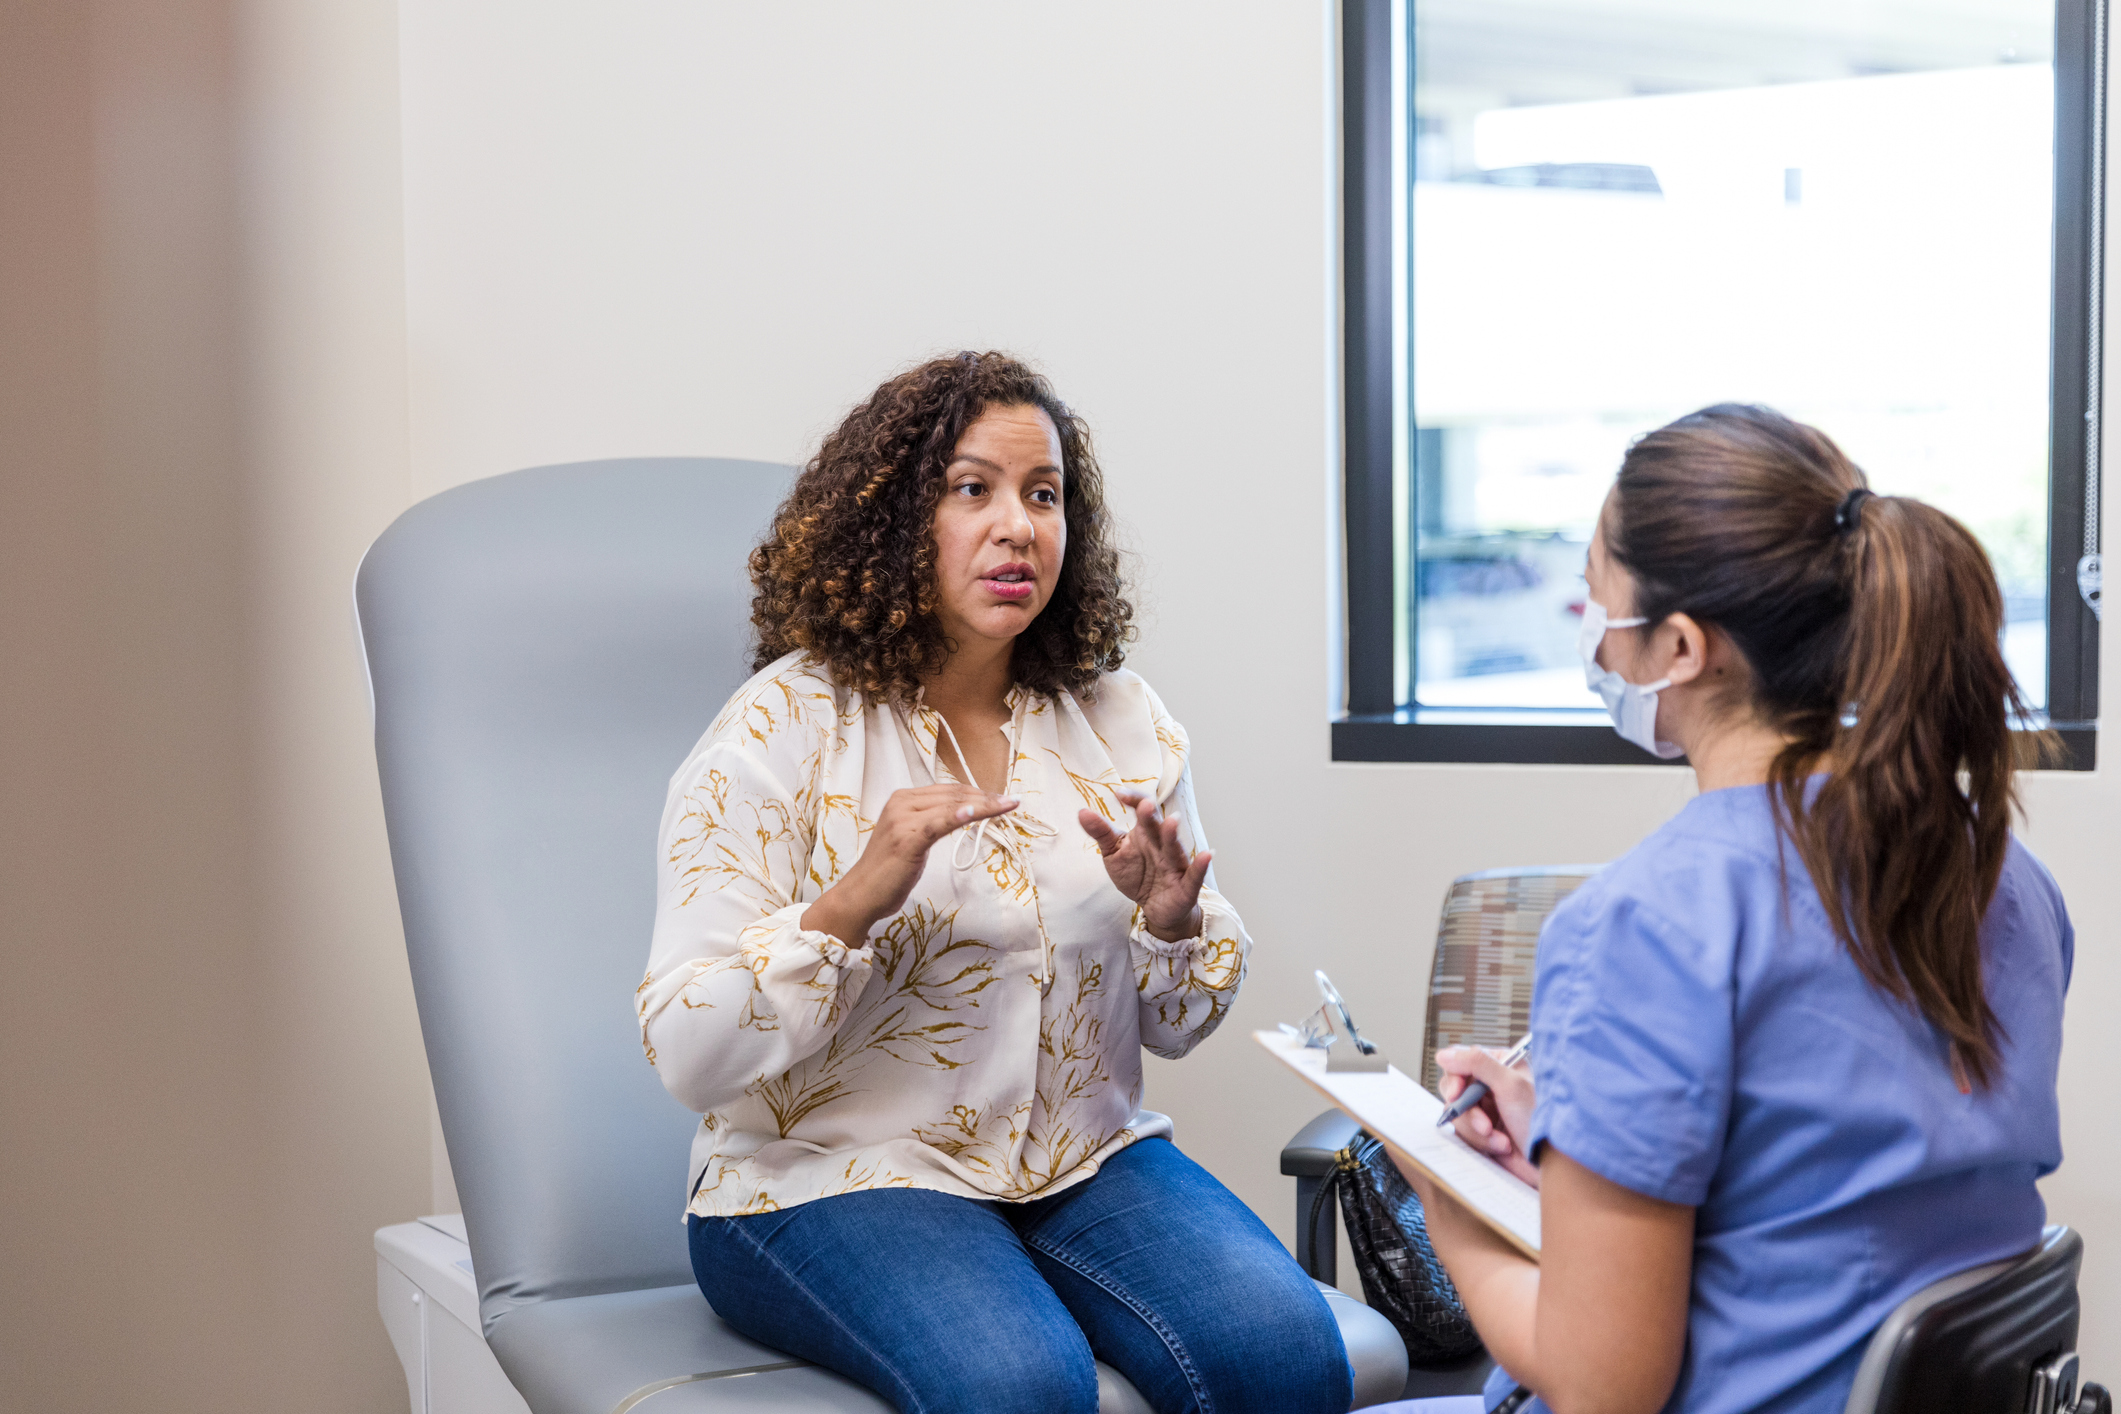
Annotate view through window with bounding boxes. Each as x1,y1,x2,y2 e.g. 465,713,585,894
1404,0,2062,716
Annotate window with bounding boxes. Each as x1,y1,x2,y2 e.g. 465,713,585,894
1337,0,2105,767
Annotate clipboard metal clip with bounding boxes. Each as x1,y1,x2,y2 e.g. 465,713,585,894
1273,970,1390,1073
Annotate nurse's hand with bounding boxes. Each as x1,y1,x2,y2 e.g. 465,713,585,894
1438,1045,1540,1187
1078,790,1211,943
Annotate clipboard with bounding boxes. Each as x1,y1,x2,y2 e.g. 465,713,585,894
1256,1028,1542,1259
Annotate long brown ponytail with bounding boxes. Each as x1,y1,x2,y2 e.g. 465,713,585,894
1608,405,2052,1088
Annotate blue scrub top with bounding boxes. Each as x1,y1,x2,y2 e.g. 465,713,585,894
1517,783,2072,1414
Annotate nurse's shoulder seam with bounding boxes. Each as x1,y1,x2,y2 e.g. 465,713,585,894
1544,799,1764,945
2002,834,2065,908
1996,836,2073,978
1636,789,1830,888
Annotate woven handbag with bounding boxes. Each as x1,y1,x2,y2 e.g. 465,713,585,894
1313,1133,1484,1367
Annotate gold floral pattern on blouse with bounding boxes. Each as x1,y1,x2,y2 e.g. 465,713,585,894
638,653,1250,1218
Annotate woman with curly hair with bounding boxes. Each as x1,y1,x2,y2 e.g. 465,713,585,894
635,352,1352,1414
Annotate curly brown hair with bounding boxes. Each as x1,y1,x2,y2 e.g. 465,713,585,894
749,351,1134,701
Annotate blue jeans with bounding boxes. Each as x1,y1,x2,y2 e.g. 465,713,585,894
687,1136,1353,1414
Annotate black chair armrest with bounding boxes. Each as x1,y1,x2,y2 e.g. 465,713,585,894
1282,1108,1361,1176
1284,1108,1360,1285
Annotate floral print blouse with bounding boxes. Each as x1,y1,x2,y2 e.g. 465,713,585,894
637,652,1252,1219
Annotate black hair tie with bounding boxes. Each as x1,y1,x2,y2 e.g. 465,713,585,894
1833,487,1872,535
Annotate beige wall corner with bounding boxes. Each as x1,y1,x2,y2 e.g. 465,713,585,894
240,0,430,1404
2,0,431,1408
1,0,274,1408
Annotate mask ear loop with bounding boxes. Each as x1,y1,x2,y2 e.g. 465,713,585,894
1588,608,1684,759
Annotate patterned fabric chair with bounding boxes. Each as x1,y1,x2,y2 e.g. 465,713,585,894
1416,867,1600,1093
1282,865,1601,1285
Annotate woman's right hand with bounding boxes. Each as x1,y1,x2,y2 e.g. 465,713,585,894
799,785,1017,946
1437,1044,1540,1187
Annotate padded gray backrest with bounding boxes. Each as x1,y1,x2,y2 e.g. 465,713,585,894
356,457,796,1331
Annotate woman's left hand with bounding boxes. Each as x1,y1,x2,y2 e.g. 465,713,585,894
1078,790,1211,943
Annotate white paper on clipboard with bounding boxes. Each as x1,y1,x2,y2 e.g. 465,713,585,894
1256,1028,1542,1258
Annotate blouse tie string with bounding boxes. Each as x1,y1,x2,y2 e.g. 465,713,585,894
932,695,1057,993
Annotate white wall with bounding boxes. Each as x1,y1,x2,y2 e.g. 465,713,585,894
391,0,2121,1363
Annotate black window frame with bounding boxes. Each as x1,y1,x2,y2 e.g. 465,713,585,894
1335,0,2106,770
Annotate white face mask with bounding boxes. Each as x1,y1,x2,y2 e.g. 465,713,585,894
1578,597,1684,760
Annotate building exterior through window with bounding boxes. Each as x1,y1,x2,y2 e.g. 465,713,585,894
1338,0,2104,766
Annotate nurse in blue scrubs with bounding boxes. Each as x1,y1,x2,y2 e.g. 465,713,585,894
1380,404,2072,1414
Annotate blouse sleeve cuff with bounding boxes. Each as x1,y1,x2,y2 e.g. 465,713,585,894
640,904,874,1032
1130,888,1244,965
1130,907,1206,958
738,902,875,971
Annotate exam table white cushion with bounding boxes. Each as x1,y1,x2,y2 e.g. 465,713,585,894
383,1215,1406,1413
482,1279,1405,1414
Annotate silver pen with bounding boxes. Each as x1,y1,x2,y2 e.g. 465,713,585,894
1434,1032,1533,1128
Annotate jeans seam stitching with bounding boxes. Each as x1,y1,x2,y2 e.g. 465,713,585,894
1025,1234,1214,1414
717,1217,931,1414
